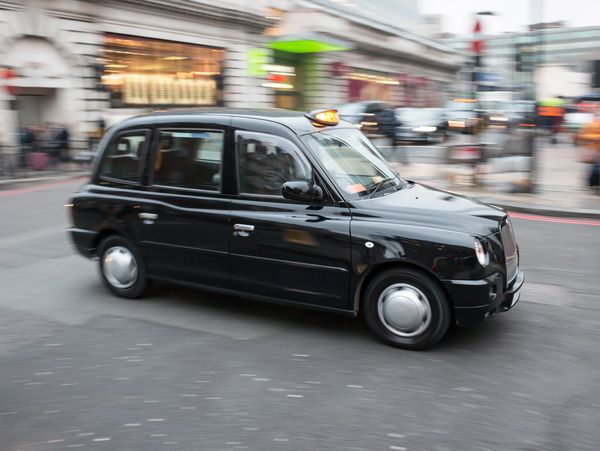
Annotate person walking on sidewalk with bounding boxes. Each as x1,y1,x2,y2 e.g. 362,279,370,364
380,106,408,165
577,112,600,192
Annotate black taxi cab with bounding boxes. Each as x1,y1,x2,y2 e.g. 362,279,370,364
67,108,523,350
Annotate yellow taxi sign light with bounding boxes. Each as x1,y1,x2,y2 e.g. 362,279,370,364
306,109,339,126
453,98,477,103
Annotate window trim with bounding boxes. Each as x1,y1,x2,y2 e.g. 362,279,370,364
97,128,151,186
234,130,314,200
148,127,226,194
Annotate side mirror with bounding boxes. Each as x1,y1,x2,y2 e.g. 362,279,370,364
282,180,323,203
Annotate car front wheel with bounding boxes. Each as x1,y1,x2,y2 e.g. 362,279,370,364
363,268,451,350
98,235,148,299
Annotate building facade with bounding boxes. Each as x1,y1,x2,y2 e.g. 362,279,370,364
0,0,460,155
265,1,461,111
444,25,600,99
0,0,273,150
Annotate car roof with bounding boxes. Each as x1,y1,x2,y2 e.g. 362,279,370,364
112,108,352,135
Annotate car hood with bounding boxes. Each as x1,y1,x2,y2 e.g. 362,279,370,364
354,182,506,237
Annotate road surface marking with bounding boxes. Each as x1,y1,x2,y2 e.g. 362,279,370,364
509,211,600,226
0,177,87,197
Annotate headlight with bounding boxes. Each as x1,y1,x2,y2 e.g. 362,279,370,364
474,239,489,266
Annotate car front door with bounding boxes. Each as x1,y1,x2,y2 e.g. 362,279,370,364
133,119,231,289
229,121,352,310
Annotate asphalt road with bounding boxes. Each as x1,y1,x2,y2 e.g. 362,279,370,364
0,178,599,451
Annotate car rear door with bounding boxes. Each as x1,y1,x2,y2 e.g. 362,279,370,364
132,117,232,289
228,118,352,310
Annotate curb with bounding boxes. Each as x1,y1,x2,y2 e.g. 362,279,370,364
0,171,90,187
473,198,600,220
411,180,600,220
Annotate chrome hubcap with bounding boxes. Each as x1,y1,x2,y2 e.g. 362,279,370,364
102,246,138,289
377,283,431,337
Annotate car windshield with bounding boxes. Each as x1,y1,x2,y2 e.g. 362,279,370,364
303,128,404,200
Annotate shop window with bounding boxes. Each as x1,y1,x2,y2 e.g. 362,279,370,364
153,130,223,191
98,130,148,182
101,34,225,108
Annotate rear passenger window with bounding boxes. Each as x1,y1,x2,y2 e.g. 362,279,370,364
98,130,148,182
153,130,223,191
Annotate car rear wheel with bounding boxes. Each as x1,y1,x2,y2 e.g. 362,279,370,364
363,268,451,350
98,235,148,299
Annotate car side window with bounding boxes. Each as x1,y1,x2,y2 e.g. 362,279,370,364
152,129,224,191
98,130,149,182
236,131,311,196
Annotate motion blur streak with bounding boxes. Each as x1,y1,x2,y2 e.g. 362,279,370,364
509,211,600,226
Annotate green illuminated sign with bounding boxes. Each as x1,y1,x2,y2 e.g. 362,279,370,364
247,48,269,77
268,39,351,54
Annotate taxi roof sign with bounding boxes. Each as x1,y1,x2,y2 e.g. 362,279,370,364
306,109,339,126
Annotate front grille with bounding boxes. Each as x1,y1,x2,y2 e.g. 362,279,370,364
500,219,518,285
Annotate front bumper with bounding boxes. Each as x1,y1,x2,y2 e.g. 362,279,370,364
68,227,97,258
445,270,524,326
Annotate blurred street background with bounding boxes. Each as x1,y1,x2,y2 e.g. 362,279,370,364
1,0,600,450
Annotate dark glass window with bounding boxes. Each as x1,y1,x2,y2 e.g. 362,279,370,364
153,130,223,191
236,131,311,196
98,130,148,182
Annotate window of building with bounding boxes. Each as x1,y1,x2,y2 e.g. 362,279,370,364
236,131,311,196
98,130,149,182
153,130,224,191
101,34,225,108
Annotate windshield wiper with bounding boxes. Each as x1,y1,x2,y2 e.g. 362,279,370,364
366,175,401,199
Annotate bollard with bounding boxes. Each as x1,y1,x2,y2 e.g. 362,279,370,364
524,128,536,193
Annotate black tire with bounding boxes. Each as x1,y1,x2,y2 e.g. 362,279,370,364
363,268,451,350
97,235,148,299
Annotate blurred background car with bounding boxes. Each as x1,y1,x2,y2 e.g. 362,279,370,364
335,100,394,137
395,107,447,144
443,98,480,134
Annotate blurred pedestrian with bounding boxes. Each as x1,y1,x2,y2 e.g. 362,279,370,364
19,127,34,168
379,106,408,165
577,113,600,192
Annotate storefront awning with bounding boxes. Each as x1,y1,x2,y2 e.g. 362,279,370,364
268,33,352,53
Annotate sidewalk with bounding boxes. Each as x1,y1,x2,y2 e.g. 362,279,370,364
391,141,600,219
0,163,90,187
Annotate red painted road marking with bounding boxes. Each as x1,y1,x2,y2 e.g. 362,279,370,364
509,211,600,226
0,177,87,198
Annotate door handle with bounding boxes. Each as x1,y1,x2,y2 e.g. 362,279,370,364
233,223,255,237
234,224,255,232
138,212,158,220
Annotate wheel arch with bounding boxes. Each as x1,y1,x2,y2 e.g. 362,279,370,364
92,228,124,256
352,260,455,315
